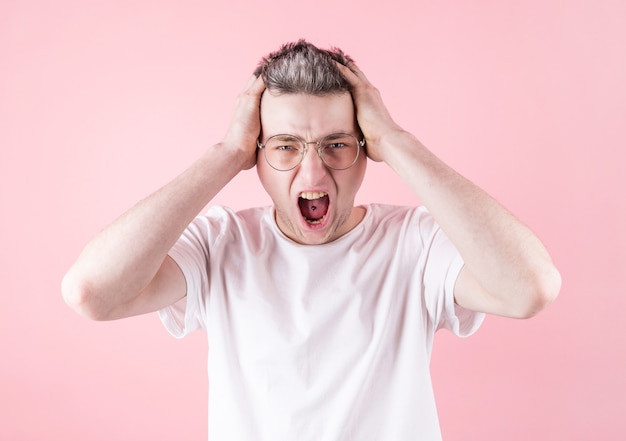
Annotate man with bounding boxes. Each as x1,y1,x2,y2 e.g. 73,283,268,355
62,40,561,440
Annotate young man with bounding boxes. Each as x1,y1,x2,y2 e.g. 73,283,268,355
62,40,561,440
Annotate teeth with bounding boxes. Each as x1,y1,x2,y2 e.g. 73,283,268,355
300,191,327,200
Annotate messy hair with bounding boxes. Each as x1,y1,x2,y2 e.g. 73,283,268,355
253,39,354,95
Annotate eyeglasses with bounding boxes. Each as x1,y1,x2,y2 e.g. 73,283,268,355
257,133,365,171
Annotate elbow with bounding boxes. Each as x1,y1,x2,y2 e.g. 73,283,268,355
61,271,112,321
516,264,562,319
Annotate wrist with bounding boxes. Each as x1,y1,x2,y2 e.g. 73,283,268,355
211,139,257,171
376,129,418,163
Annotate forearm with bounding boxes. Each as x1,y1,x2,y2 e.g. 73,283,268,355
381,130,560,317
62,143,246,318
335,61,559,316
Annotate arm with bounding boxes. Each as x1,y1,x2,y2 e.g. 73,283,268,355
62,75,266,320
337,63,561,319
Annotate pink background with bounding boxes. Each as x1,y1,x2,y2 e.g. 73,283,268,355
1,0,624,439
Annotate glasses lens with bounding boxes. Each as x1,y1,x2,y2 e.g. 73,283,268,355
264,135,304,170
320,134,360,169
262,133,361,171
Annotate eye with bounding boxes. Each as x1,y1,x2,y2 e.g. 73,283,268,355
321,135,356,151
327,142,347,149
266,135,301,153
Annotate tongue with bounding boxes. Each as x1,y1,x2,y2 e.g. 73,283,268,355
299,195,329,220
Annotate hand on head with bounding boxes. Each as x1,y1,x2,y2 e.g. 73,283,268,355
222,56,403,172
222,74,266,170
335,61,404,163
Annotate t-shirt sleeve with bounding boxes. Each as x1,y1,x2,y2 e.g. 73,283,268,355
417,209,485,337
158,216,212,338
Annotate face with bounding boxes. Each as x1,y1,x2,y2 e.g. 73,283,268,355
257,91,367,245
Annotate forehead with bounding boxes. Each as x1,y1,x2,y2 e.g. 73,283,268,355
260,92,356,137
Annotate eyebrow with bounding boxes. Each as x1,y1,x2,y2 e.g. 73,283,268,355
323,133,352,141
272,134,301,141
270,132,355,142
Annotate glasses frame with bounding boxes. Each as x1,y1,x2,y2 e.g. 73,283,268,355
257,133,366,171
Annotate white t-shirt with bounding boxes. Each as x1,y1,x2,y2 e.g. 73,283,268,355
159,204,484,441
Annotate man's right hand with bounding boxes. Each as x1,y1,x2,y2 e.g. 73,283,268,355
221,74,266,171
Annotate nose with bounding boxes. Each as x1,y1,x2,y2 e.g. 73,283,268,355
299,142,328,181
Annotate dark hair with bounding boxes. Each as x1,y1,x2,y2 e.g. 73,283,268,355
253,39,354,95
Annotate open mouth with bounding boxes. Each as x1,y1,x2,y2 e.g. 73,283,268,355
298,192,329,224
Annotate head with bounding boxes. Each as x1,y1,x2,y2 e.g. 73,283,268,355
255,40,367,245
253,39,354,94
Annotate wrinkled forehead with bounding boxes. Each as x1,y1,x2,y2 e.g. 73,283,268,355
260,91,357,139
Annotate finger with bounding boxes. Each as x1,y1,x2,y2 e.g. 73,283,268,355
335,61,359,87
338,60,371,83
242,74,266,95
249,74,266,94
241,75,257,92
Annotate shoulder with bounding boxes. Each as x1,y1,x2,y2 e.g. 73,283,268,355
203,205,276,253
179,206,269,248
193,205,269,230
362,203,431,229
359,204,444,248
